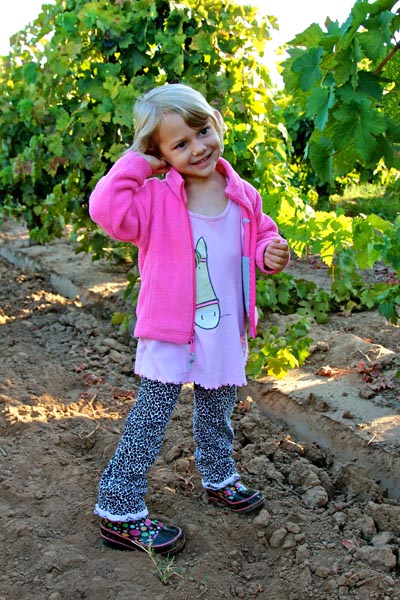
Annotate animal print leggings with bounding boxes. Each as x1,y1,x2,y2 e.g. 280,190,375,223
95,378,240,521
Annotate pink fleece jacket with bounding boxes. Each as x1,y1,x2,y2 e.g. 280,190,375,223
89,151,286,343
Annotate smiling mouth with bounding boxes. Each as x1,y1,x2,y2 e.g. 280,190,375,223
192,153,212,166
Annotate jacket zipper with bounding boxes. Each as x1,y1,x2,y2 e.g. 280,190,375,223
182,188,196,366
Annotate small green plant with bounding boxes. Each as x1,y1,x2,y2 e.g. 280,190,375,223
256,272,332,324
297,287,331,324
247,316,313,379
256,272,298,315
151,552,183,585
110,268,141,335
132,541,184,585
374,282,400,325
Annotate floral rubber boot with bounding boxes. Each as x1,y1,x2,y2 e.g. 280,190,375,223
206,480,265,513
100,517,185,555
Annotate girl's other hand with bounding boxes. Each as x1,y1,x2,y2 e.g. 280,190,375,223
139,152,170,176
263,239,290,271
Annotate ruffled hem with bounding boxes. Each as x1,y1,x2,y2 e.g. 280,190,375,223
134,370,188,386
94,504,148,522
202,472,240,491
191,378,247,390
134,370,247,390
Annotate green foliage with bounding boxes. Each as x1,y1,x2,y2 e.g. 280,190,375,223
281,0,400,184
257,215,399,325
375,281,400,324
0,0,287,252
111,267,140,334
250,237,399,376
329,181,400,222
256,271,331,324
247,316,313,379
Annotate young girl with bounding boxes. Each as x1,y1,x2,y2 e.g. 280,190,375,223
89,83,289,556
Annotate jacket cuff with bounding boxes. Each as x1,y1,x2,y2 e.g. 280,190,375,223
124,150,153,180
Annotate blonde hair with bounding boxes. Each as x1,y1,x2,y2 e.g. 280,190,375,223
131,83,225,155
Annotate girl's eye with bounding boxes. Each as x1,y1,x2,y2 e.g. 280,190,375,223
175,141,187,149
200,127,209,136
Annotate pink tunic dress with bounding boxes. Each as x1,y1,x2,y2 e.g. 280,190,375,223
134,200,247,389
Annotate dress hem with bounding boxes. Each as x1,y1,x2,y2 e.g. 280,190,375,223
134,370,247,390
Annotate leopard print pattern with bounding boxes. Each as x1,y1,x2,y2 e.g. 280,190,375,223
95,378,238,520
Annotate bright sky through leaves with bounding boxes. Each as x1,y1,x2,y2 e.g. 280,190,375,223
0,0,357,57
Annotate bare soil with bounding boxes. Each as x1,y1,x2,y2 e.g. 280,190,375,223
0,234,400,600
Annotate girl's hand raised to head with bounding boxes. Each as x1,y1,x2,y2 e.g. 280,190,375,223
263,239,290,271
138,152,170,176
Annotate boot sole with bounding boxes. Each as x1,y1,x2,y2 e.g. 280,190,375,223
207,494,265,513
100,527,185,556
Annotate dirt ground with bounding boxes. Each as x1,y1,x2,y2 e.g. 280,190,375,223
0,239,400,600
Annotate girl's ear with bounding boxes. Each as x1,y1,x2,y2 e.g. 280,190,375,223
213,109,225,152
213,109,224,126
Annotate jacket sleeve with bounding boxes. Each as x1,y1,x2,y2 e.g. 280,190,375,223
250,186,289,274
88,151,153,244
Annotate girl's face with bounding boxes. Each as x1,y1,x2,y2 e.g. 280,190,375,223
155,112,222,183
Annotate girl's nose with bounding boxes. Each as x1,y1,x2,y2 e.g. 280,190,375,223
192,140,205,155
